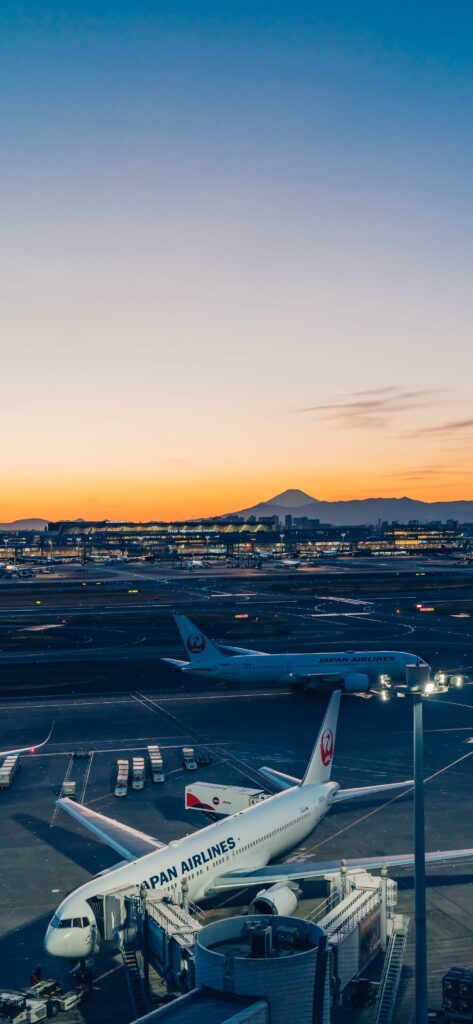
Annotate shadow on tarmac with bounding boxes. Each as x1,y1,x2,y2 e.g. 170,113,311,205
14,813,118,875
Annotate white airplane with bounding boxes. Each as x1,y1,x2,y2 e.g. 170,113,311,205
163,614,428,693
0,723,54,758
45,692,473,960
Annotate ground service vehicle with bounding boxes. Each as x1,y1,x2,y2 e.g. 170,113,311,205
0,755,20,790
182,746,197,770
147,745,165,782
114,759,129,797
60,781,76,799
132,757,145,790
0,993,46,1023
185,781,269,815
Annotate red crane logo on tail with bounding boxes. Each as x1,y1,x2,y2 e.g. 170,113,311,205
320,728,334,766
187,633,206,654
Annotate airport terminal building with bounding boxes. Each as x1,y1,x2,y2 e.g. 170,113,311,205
0,517,469,565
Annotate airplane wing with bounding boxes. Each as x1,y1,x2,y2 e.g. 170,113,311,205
258,767,301,791
333,780,414,802
57,798,167,861
207,848,473,893
217,644,267,656
258,769,414,801
161,657,189,668
0,723,54,758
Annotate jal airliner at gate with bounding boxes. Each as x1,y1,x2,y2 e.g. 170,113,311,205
45,692,473,960
163,614,428,693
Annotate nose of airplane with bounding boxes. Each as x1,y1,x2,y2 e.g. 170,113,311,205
44,923,93,958
44,923,64,957
45,893,98,959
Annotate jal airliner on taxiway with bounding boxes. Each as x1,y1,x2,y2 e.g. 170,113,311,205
45,691,473,960
163,614,428,693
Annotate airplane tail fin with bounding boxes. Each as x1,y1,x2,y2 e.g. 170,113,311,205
301,689,341,786
174,615,222,666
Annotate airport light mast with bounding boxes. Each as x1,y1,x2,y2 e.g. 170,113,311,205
385,664,464,1024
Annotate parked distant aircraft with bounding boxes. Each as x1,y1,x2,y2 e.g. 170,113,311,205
45,691,473,960
163,615,428,693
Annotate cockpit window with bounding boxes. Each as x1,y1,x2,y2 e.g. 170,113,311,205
50,914,89,929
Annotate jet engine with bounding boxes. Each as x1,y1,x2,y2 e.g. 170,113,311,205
340,672,371,693
249,882,299,916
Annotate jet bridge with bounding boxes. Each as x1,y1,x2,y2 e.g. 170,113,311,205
307,865,405,1010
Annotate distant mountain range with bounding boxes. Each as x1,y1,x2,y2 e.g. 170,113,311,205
227,489,473,526
3,492,473,530
0,518,48,532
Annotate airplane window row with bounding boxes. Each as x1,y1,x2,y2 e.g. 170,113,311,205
146,812,312,888
239,813,310,852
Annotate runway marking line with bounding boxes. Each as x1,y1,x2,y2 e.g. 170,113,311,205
132,691,271,789
80,751,94,803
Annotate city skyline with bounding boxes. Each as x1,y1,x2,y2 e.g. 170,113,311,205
2,2,473,521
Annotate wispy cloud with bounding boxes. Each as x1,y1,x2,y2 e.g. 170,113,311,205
385,464,473,481
296,387,444,430
415,418,473,436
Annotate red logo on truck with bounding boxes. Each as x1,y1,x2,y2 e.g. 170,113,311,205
320,728,334,766
187,634,206,654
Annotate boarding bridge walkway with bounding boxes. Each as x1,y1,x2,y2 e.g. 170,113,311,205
314,882,389,940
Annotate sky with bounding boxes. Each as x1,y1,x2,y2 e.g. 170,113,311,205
1,1,473,521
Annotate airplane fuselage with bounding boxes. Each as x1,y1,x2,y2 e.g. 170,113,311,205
44,780,336,959
180,650,424,687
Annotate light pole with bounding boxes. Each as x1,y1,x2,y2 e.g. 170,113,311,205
405,665,430,1024
395,664,464,1024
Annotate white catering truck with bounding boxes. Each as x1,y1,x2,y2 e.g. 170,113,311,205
131,757,145,790
114,759,129,797
147,745,165,783
185,781,269,815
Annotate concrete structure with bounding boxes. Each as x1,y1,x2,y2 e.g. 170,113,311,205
133,915,329,1024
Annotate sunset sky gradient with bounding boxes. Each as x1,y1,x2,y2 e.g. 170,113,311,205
2,2,473,521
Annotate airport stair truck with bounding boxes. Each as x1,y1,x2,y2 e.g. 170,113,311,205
121,945,148,1019
147,745,165,783
0,755,20,790
114,759,129,797
373,915,409,1024
131,757,145,791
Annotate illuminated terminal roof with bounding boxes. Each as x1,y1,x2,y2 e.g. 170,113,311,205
48,520,273,536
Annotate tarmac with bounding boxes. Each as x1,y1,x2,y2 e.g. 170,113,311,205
0,557,473,1022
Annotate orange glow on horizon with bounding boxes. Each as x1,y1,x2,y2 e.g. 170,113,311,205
3,469,473,523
